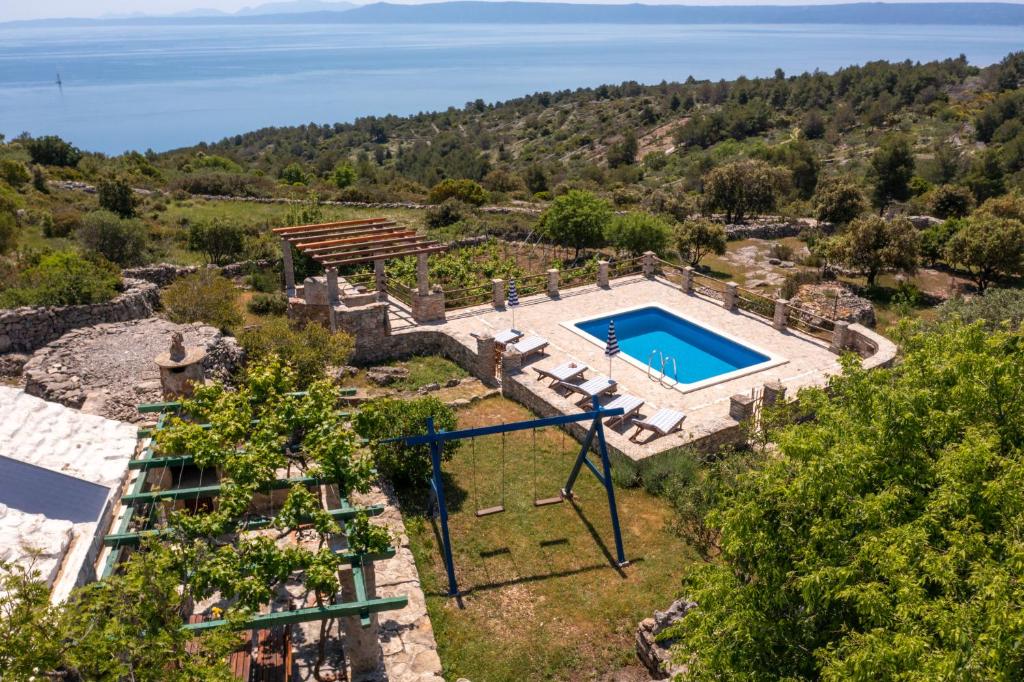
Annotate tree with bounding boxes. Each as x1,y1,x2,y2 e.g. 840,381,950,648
829,215,919,286
161,270,242,330
868,135,915,210
538,189,612,259
666,321,1024,680
78,210,149,266
0,159,30,188
702,160,790,224
800,109,826,139
523,164,549,195
354,396,460,485
940,287,1024,330
606,131,638,168
427,178,489,206
331,161,357,189
945,212,1024,291
25,135,81,167
605,211,672,257
279,162,309,185
237,317,354,388
928,183,975,218
813,176,867,225
675,217,727,266
97,175,137,218
964,149,1006,202
761,139,819,199
188,218,247,265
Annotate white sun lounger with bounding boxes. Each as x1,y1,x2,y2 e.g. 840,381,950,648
494,328,523,346
533,361,587,386
510,335,549,359
557,375,617,404
603,394,645,428
630,408,685,441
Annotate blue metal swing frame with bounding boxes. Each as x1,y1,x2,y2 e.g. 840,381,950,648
402,396,627,596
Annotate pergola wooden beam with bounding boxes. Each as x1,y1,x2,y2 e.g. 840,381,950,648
289,223,401,245
292,225,407,248
299,231,420,254
302,235,433,260
272,217,389,236
320,244,447,268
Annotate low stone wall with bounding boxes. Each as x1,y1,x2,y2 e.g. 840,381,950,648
724,218,832,241
0,278,159,353
124,258,276,286
351,327,493,385
847,323,899,369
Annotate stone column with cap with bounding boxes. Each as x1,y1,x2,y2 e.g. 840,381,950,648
155,332,206,399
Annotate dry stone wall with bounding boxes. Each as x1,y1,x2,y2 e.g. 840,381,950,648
0,278,159,353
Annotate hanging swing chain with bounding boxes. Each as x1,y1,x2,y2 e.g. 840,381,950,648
531,427,538,502
471,436,478,513
500,426,506,508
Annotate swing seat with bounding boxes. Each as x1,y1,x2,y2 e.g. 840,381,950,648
533,494,563,507
475,505,506,517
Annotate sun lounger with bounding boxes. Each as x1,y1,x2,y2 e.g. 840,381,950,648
493,329,523,346
533,361,587,387
630,408,685,441
557,375,617,404
603,394,645,428
510,335,549,359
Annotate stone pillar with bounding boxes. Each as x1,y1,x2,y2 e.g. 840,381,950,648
762,380,786,407
597,260,610,288
547,268,559,297
830,320,851,353
374,259,387,302
155,332,206,400
416,253,429,296
475,334,496,381
491,278,505,309
642,251,656,278
729,394,756,421
500,350,523,396
723,281,738,312
339,562,381,676
681,266,694,294
412,286,446,323
326,268,340,332
773,298,789,331
281,237,296,297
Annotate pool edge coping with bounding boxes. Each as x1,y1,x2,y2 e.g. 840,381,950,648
559,301,789,395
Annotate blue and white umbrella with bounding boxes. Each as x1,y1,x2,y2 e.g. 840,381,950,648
605,319,620,376
507,278,520,331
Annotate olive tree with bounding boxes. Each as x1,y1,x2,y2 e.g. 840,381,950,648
945,212,1024,291
675,217,727,266
702,160,790,224
605,211,672,257
868,135,915,210
828,215,919,286
538,189,612,259
813,176,866,225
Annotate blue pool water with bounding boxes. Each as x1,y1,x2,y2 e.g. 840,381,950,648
575,307,770,384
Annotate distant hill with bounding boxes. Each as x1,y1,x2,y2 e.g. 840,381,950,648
6,2,1024,27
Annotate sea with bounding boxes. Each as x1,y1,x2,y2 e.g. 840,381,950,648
0,22,1021,154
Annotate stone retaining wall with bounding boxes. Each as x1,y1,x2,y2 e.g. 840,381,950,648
123,259,276,286
0,278,159,353
724,218,833,241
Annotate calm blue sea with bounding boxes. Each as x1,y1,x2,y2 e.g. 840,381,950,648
0,22,1020,154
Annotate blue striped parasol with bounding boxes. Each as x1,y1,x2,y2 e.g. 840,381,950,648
507,278,520,331
605,319,620,376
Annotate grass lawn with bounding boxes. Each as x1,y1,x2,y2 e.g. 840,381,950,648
402,396,695,681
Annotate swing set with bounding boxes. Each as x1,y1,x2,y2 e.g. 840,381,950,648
400,397,628,596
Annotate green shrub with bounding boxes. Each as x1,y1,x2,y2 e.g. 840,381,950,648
237,316,354,387
353,396,460,486
0,251,121,308
247,268,281,293
427,178,489,206
279,162,309,185
77,210,149,266
424,198,469,228
96,176,137,218
170,172,272,198
0,211,16,255
161,270,241,330
25,135,81,167
0,159,31,188
188,219,246,265
331,161,357,189
940,287,1024,330
246,292,288,316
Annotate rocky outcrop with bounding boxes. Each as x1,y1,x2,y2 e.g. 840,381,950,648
791,281,876,328
23,318,243,422
635,599,696,679
0,278,159,354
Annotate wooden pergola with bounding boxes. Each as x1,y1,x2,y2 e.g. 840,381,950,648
272,218,446,298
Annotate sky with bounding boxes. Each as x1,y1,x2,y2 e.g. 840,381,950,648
2,0,1021,22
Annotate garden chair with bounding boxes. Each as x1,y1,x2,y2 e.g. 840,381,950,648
533,361,587,387
629,408,685,442
602,394,645,428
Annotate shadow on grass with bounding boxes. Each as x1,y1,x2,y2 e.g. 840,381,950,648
567,497,629,578
425,559,647,599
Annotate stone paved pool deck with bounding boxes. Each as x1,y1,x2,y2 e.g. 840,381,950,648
399,274,893,463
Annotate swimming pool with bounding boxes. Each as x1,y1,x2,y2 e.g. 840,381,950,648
565,304,784,392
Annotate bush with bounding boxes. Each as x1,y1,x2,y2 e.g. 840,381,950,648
538,189,612,259
0,251,121,308
96,176,137,218
279,162,309,185
0,159,31,188
161,270,241,330
45,208,82,238
237,316,354,387
353,396,460,486
77,210,149,266
940,287,1024,329
246,292,288,316
605,211,672,257
331,161,357,189
428,178,489,206
813,176,867,225
424,198,469,228
928,184,975,218
188,219,246,265
170,172,272,198
247,268,281,293
0,211,16,255
25,135,81,167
